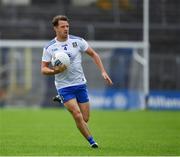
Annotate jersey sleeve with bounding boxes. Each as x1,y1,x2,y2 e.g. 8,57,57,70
79,38,89,52
42,48,51,62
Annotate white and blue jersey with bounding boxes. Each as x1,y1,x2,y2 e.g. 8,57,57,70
42,35,89,90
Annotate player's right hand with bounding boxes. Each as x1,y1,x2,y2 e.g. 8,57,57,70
101,71,113,85
53,64,67,74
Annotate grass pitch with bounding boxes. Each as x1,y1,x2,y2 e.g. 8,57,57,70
0,108,180,156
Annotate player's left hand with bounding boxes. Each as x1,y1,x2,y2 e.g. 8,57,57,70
101,72,113,85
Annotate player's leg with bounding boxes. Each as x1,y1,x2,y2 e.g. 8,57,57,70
64,99,91,139
58,85,98,148
75,84,98,148
64,99,98,148
78,102,90,123
78,102,98,148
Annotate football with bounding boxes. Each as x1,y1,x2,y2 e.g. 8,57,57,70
52,52,70,68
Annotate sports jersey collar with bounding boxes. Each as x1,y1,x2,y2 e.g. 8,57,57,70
55,36,69,44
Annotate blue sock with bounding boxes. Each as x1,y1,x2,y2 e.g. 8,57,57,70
87,136,95,145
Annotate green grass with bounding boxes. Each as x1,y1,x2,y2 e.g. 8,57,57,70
0,108,180,156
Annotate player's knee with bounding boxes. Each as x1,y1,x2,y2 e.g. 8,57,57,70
73,110,83,122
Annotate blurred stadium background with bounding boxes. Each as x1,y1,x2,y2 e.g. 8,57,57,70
1,0,180,156
0,0,180,110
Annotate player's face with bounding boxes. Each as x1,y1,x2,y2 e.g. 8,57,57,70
55,20,69,39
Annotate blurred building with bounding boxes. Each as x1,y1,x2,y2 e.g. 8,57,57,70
0,0,180,92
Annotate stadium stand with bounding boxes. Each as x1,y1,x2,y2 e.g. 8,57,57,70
0,0,180,90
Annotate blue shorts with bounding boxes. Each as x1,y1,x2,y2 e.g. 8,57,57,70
57,84,89,103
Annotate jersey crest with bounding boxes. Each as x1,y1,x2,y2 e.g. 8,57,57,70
72,42,78,48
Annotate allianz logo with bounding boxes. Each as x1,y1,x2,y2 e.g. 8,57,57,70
148,96,180,107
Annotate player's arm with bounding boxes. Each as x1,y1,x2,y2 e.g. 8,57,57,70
85,47,113,85
41,61,66,75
